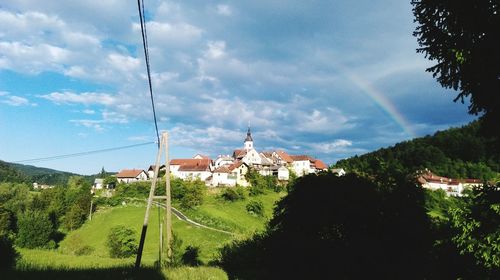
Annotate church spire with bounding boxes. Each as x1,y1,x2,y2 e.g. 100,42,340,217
244,126,253,151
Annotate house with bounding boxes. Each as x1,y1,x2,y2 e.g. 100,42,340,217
417,170,482,196
193,154,210,159
228,161,250,186
290,155,315,176
170,158,213,181
211,166,235,187
214,155,234,169
274,150,294,166
116,169,148,183
147,164,166,179
331,168,346,176
93,178,104,189
277,166,290,181
313,159,328,172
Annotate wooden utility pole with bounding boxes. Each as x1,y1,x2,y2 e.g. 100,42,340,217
135,131,172,268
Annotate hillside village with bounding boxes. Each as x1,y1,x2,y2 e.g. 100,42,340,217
111,128,332,188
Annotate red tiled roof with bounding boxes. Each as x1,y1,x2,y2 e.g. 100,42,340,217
314,159,328,170
178,164,210,172
228,161,246,171
276,150,293,163
290,155,313,161
170,159,211,166
193,154,210,159
214,166,230,173
233,149,247,158
117,169,145,178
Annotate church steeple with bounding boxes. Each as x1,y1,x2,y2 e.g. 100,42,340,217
244,126,253,151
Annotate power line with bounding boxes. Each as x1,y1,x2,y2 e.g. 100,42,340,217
12,141,156,164
137,0,160,148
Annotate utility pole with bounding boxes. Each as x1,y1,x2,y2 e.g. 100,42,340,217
135,131,172,268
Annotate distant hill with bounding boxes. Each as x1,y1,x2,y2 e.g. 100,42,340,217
335,121,500,180
0,160,28,183
0,160,82,185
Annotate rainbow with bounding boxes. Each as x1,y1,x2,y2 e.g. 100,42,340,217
339,66,416,138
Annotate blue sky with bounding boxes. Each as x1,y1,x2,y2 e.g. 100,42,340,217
0,0,476,175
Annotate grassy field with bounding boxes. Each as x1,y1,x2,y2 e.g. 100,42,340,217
12,189,284,279
183,191,285,235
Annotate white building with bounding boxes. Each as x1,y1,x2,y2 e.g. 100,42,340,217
170,158,213,181
116,169,148,183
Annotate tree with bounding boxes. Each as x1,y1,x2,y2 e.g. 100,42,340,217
412,1,500,139
16,210,54,249
106,225,138,258
219,173,433,279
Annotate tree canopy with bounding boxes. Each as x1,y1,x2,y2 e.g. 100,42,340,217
412,0,500,139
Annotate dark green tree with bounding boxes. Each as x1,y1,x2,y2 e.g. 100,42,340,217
106,225,138,258
16,210,54,249
412,0,500,139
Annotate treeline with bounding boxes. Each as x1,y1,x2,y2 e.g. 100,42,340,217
335,121,500,180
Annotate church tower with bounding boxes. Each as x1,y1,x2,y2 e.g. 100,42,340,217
244,127,253,151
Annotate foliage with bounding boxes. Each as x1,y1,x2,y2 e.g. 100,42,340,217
0,160,28,183
245,201,264,217
218,173,433,279
412,1,500,141
63,233,95,256
449,184,500,272
179,179,205,209
220,186,246,202
0,235,18,269
106,225,138,258
245,169,277,196
181,245,202,266
166,232,184,267
335,121,499,180
16,210,54,249
114,181,151,199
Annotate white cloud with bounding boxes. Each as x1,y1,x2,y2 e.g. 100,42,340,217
1,95,31,106
216,4,232,16
310,139,352,153
40,91,115,106
82,109,95,114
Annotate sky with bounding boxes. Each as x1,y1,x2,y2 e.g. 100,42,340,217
0,0,476,175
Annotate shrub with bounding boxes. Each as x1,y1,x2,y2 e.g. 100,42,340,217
180,180,205,209
106,225,138,258
64,233,94,256
246,201,264,217
63,204,87,231
220,187,246,202
182,245,202,266
0,235,18,269
16,210,54,249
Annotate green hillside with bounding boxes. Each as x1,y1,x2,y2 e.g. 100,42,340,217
335,121,500,180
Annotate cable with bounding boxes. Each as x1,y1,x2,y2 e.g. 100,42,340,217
12,141,156,164
137,0,160,148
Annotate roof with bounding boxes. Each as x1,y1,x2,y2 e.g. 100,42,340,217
148,164,165,171
116,169,146,178
290,155,313,162
233,149,247,158
170,158,211,166
314,159,328,170
228,161,247,171
178,164,211,172
276,150,293,163
214,166,230,173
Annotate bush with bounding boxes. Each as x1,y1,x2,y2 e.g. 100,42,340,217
180,180,205,209
16,210,54,249
0,235,18,269
63,204,87,231
106,225,138,258
220,187,246,202
182,245,202,266
246,201,264,217
63,233,95,256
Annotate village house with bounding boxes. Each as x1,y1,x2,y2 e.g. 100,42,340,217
147,164,166,179
417,169,482,196
170,158,213,181
116,169,148,183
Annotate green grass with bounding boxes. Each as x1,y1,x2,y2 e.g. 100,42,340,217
183,191,285,236
14,189,285,279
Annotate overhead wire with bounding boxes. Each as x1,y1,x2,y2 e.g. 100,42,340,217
137,0,160,148
12,141,156,164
